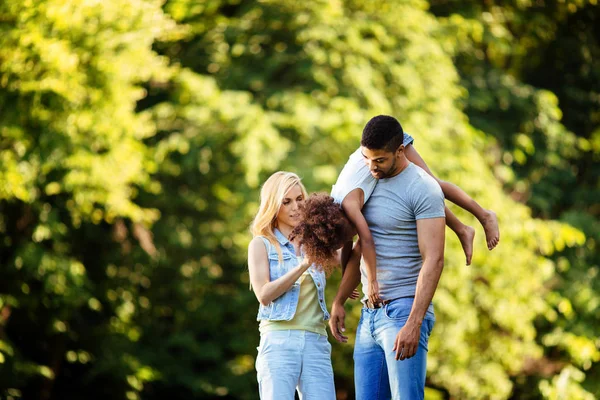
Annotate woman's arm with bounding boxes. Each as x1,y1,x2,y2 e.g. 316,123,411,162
248,237,310,306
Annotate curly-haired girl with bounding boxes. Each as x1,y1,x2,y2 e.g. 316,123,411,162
290,193,356,274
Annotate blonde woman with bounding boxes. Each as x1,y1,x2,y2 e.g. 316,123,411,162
248,171,352,399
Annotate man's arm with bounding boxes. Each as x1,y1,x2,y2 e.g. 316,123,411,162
340,240,353,274
329,239,363,343
339,240,360,300
392,217,445,360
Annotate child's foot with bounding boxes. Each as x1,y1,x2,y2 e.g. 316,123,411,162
458,225,475,265
482,210,500,250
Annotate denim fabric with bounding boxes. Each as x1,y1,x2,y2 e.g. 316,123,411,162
256,330,335,400
353,298,435,400
256,229,329,321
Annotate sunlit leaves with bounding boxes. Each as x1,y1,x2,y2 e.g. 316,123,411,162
0,0,597,399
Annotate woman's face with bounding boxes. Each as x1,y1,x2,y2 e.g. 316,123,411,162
276,184,305,230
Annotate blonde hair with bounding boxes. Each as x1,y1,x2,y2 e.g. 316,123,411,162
250,171,308,262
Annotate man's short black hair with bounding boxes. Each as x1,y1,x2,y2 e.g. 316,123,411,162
361,115,404,152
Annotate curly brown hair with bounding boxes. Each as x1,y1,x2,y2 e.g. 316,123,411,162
290,193,353,275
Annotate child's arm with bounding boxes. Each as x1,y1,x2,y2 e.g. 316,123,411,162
404,144,499,253
341,189,381,305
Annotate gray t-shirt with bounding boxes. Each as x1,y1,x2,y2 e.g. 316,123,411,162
361,162,445,300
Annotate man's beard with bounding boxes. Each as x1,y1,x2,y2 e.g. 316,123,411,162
377,158,397,179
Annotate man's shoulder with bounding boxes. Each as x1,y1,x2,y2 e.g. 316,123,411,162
376,164,434,193
408,164,439,187
405,164,443,199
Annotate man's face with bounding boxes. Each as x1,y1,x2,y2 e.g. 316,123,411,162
361,146,400,179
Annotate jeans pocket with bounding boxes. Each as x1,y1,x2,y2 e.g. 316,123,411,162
319,335,332,354
418,318,435,351
426,318,435,334
383,300,412,321
258,330,291,356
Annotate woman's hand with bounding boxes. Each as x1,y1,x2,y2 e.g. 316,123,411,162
249,238,311,306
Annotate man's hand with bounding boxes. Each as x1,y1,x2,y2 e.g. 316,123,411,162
329,302,348,343
367,280,381,305
392,321,421,360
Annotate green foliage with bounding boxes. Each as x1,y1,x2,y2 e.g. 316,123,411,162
0,0,597,399
430,1,600,397
0,1,179,398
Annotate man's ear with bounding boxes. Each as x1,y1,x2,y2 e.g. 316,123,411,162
396,144,405,157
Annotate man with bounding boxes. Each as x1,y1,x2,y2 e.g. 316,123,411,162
329,115,446,399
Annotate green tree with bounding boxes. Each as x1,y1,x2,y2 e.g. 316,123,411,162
0,1,179,398
0,0,595,399
430,0,600,397
148,0,586,398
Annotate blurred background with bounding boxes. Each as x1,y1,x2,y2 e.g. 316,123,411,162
0,0,598,399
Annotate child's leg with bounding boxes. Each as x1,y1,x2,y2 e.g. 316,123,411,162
445,205,475,265
405,144,499,250
438,180,498,250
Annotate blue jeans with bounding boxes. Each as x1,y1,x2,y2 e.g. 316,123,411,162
354,298,435,400
256,330,335,400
